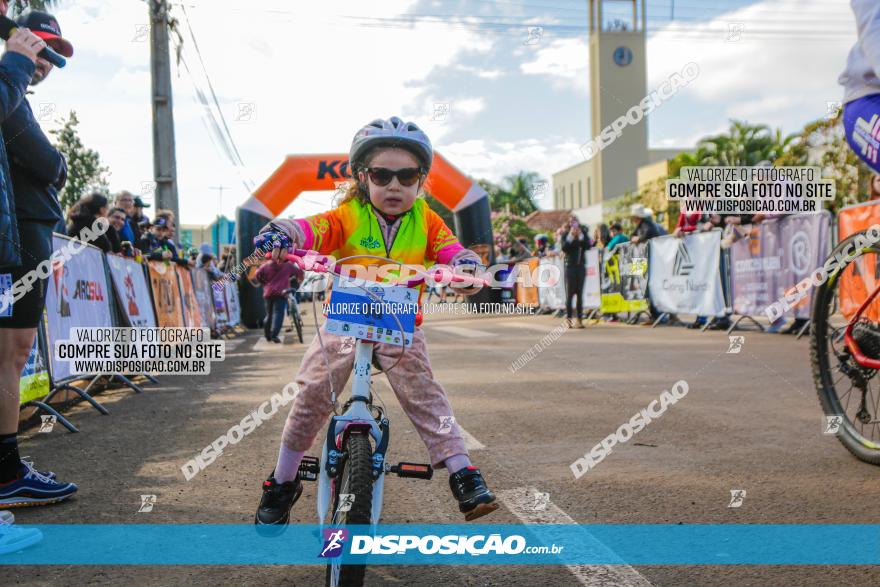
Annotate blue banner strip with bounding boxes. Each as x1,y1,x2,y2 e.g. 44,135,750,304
2,524,878,565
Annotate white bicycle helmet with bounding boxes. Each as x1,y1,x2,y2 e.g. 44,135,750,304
349,116,433,172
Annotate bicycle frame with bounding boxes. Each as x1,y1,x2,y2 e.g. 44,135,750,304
844,276,880,370
316,337,389,527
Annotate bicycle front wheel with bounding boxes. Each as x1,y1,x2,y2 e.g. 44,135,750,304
811,231,880,464
325,432,373,587
293,307,304,344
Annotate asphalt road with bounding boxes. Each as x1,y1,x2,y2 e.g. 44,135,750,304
6,306,880,586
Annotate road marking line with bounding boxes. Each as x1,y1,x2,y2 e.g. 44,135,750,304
430,325,494,338
497,487,652,587
223,339,244,351
507,321,567,333
252,338,276,351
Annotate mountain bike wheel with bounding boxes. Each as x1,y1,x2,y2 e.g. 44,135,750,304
325,432,373,587
811,231,880,464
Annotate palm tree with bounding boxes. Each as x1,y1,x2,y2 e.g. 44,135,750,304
696,120,797,167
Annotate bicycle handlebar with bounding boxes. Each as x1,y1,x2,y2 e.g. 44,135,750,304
262,250,489,289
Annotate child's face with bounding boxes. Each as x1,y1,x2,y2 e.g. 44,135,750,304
359,148,422,216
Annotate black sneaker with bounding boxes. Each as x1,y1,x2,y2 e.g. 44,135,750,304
449,466,499,521
254,473,302,530
271,337,282,344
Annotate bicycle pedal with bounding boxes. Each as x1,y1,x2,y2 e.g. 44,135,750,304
390,462,433,480
298,455,320,481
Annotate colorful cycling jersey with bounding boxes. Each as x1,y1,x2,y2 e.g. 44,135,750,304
270,197,479,282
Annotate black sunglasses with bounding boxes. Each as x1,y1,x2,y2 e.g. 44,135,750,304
365,167,424,187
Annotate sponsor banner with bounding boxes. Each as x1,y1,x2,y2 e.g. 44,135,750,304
601,242,649,314
191,269,216,331
776,211,831,319
514,259,540,307
19,331,49,405
106,255,156,328
147,262,185,328
729,213,831,318
8,524,880,564
648,231,725,316
44,235,113,381
537,256,565,310
583,248,601,310
837,201,880,320
212,284,229,327
225,281,241,327
176,265,203,328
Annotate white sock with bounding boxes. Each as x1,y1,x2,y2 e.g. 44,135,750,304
444,454,472,475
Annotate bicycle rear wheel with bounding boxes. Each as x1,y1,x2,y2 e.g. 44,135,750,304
325,432,373,587
811,231,880,464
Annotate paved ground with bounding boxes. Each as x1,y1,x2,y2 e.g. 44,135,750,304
6,305,880,586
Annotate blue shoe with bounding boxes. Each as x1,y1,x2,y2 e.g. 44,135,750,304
20,457,55,481
0,460,77,508
0,511,43,554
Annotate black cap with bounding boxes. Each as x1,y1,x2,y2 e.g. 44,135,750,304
133,196,151,208
17,11,73,58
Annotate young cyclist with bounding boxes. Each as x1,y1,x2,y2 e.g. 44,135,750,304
253,117,498,526
842,1,880,173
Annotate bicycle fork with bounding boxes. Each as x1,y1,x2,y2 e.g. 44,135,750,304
298,339,433,528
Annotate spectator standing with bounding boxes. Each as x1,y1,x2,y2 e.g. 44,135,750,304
0,8,78,509
629,204,659,244
560,218,591,329
113,191,137,244
255,257,303,343
606,222,628,251
131,196,150,241
136,215,180,262
66,192,114,253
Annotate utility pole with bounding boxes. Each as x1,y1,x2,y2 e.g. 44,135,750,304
149,0,180,223
209,185,227,220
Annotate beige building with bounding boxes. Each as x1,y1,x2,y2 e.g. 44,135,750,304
552,0,684,226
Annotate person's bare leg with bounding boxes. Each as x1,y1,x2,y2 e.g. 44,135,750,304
0,328,37,482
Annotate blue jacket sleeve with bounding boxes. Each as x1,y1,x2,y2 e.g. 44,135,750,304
0,52,34,122
3,99,67,188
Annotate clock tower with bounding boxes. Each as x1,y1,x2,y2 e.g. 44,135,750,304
588,0,649,203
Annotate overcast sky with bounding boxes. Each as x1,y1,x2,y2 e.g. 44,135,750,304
31,0,856,225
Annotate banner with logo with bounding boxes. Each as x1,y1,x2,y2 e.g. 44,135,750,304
176,265,203,328
600,242,649,314
584,249,601,310
147,261,185,327
514,258,540,307
191,269,216,331
837,201,880,320
776,211,831,319
19,330,49,405
106,255,156,327
537,256,565,310
213,284,229,328
44,235,113,381
225,281,241,326
729,213,831,319
648,231,725,316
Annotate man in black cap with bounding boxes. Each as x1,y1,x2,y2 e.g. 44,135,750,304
0,7,78,508
132,196,151,242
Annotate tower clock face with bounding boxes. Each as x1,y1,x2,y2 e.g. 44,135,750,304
613,46,633,67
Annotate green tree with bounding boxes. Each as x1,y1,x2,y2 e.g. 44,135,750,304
50,111,110,212
776,115,871,214
696,120,796,167
481,172,543,216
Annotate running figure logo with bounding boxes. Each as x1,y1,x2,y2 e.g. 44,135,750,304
39,415,56,433
319,528,349,558
824,415,842,435
337,494,355,513
437,416,456,433
532,491,550,511
138,495,157,513
727,336,745,354
728,489,746,508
